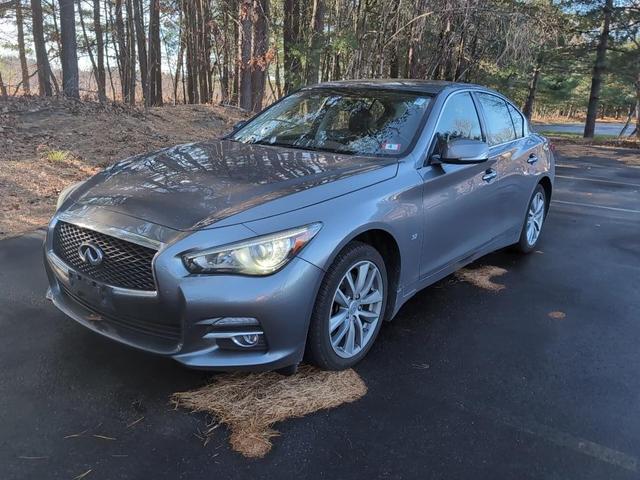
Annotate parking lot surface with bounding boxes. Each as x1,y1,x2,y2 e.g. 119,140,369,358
1,147,639,479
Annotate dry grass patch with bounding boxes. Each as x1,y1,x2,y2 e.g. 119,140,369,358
0,96,247,239
43,149,74,163
172,365,367,458
455,265,508,292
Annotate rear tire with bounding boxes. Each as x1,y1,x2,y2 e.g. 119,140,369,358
513,184,547,253
306,241,388,370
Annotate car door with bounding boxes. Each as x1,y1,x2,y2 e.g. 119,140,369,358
418,91,504,279
475,93,540,240
506,101,548,221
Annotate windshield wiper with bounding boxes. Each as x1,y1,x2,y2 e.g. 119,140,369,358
251,140,356,156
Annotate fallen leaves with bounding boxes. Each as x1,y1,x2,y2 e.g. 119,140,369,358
455,265,508,292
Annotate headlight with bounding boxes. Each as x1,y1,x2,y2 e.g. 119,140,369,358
182,223,322,275
56,181,85,210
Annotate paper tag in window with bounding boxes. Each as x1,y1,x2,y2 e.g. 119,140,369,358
383,143,401,151
414,98,427,106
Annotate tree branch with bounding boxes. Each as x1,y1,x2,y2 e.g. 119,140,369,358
0,0,17,11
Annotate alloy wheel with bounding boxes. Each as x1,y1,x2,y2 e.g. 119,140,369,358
526,191,545,246
328,260,384,359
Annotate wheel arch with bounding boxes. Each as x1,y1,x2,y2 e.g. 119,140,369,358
538,176,553,213
320,225,402,323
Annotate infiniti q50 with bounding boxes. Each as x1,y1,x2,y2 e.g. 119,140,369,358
44,80,554,372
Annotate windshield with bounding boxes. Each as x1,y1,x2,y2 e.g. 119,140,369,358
231,89,432,157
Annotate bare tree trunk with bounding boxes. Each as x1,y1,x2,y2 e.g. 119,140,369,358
211,6,228,103
125,0,136,104
274,45,283,98
31,0,53,96
304,0,323,86
251,0,269,111
0,70,7,98
196,0,211,104
584,0,613,138
16,0,31,94
181,51,187,104
231,0,239,104
219,1,230,103
283,0,301,93
105,50,116,101
114,0,130,101
204,0,213,103
173,6,184,105
388,0,400,78
78,0,99,90
50,0,64,63
93,0,107,102
194,0,205,103
238,0,253,110
406,10,421,79
60,0,80,98
183,0,198,104
523,57,542,120
148,0,163,105
133,0,149,105
105,0,118,100
618,104,634,138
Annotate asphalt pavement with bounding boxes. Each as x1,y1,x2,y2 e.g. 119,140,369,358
1,147,639,480
533,122,630,136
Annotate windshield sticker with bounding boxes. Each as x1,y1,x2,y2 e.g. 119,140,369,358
413,97,428,106
383,143,401,151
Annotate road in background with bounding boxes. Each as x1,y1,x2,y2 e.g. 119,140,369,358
533,122,630,136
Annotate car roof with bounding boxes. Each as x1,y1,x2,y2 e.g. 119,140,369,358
303,79,488,96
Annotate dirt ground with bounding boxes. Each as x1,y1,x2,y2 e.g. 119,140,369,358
550,139,640,167
0,97,247,239
1,97,638,239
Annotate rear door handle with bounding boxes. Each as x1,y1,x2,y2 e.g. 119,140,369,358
482,169,497,182
527,153,539,164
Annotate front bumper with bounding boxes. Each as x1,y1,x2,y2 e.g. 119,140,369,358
44,221,325,371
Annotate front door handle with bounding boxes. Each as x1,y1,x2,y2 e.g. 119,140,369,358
482,169,497,182
527,153,539,164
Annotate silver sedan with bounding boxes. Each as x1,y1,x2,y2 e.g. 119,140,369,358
44,80,554,372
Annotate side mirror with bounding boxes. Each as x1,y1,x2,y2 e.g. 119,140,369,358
432,138,489,165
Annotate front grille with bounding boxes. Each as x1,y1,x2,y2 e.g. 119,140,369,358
60,285,181,345
53,221,157,291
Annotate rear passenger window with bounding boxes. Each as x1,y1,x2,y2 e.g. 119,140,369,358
507,103,525,138
477,93,516,146
433,92,483,149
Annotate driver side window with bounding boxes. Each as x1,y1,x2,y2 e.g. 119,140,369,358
433,93,483,154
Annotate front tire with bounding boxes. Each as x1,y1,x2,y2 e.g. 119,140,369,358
306,241,388,370
514,184,547,253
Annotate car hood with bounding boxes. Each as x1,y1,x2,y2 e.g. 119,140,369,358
72,139,398,230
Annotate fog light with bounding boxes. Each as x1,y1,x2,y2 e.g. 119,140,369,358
232,333,262,347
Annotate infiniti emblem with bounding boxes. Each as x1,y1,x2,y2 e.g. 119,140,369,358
78,242,104,266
